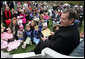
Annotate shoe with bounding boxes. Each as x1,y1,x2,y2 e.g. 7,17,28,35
29,41,32,45
22,45,25,49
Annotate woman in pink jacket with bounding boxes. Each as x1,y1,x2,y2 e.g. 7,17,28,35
1,28,13,49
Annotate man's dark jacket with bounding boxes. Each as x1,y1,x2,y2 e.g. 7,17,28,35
34,24,80,55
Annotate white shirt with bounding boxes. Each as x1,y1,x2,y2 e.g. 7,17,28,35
33,17,39,21
17,19,22,26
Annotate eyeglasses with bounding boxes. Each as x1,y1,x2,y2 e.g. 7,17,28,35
60,17,68,20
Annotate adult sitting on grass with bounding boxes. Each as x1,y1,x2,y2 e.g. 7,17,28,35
34,9,80,55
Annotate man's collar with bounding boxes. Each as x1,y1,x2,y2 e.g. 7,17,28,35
70,23,74,26
60,23,74,28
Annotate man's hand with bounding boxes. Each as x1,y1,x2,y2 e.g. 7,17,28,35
50,32,55,36
3,27,5,30
41,37,47,41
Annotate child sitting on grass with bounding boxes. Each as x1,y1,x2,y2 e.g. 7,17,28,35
17,25,24,42
1,28,13,49
1,27,21,52
38,18,46,32
33,26,43,45
41,22,51,41
22,24,32,49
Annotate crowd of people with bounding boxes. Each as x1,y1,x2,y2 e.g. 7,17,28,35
1,1,84,55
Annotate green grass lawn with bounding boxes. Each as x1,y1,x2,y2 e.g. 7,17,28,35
9,44,36,54
48,19,53,31
3,43,36,54
78,20,84,33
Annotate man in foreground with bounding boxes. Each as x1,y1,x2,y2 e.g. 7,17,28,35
34,9,80,55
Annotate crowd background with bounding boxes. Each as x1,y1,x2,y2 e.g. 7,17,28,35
1,1,84,54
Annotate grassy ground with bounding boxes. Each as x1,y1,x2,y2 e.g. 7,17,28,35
78,20,84,33
48,19,53,31
10,44,36,54
3,43,36,54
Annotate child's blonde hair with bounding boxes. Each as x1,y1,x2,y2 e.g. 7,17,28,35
12,17,17,22
26,24,30,28
31,20,36,26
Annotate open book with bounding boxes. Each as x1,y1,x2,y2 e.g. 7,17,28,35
41,29,51,38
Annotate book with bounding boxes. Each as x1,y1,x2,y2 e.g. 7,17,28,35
41,29,51,38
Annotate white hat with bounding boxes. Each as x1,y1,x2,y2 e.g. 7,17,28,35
43,22,47,27
21,10,24,12
34,18,39,21
17,16,20,19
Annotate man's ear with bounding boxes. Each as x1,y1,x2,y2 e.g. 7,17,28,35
70,18,75,24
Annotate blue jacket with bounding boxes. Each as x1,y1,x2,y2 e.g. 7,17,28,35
33,30,43,39
39,22,43,31
23,30,32,41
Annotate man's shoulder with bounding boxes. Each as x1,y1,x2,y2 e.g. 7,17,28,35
61,24,77,30
58,25,79,35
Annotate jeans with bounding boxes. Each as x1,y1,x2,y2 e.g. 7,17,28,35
33,37,40,45
70,40,84,57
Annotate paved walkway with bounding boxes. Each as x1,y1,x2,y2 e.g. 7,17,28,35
1,50,12,58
